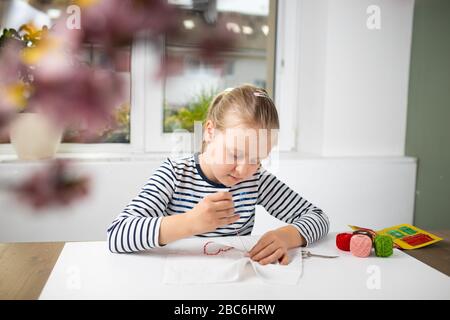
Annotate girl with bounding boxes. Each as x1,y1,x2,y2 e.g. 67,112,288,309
107,84,329,265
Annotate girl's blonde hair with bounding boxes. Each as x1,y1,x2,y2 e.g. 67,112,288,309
202,83,280,152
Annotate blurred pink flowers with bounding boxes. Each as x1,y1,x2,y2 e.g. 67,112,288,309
31,64,125,140
14,160,90,210
197,22,236,63
79,0,181,47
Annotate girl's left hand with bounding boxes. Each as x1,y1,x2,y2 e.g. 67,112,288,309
247,230,290,265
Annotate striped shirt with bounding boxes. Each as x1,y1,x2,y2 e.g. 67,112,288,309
107,152,329,253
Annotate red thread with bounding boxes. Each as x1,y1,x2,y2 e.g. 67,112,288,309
336,232,353,251
353,229,375,241
203,241,234,255
353,227,377,239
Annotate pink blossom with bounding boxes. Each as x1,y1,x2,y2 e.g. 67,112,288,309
79,0,180,48
14,159,90,210
29,64,125,140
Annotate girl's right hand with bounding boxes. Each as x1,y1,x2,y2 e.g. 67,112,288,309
187,191,240,235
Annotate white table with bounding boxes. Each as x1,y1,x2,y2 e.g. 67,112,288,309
40,233,450,299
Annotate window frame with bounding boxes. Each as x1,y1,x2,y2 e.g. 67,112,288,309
56,35,146,154
273,0,300,152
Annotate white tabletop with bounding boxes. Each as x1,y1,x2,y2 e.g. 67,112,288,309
40,233,450,300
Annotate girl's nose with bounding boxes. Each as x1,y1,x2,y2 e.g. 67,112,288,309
234,165,247,178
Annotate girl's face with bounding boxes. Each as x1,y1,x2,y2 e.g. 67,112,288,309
202,119,277,187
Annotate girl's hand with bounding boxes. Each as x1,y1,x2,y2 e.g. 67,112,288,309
187,191,240,235
248,230,291,265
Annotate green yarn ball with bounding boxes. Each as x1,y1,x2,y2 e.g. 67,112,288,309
374,235,393,257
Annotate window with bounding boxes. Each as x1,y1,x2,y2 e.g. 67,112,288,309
0,0,131,146
64,43,131,144
163,0,277,134
145,0,279,153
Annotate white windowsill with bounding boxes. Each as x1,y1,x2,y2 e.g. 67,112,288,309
0,151,417,164
0,152,168,163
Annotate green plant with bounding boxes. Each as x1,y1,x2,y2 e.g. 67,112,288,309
0,24,47,48
62,102,131,143
0,28,21,47
164,88,217,132
102,102,131,142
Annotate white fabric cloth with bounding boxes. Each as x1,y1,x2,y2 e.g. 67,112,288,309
163,236,303,285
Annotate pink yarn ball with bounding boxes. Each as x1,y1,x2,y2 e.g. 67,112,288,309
350,234,372,257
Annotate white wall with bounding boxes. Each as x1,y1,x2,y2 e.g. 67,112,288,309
0,157,416,242
297,0,329,155
297,0,415,156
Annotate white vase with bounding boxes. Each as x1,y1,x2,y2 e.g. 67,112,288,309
9,113,63,160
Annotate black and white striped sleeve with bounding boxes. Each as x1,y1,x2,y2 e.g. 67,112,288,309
256,168,330,246
107,158,177,253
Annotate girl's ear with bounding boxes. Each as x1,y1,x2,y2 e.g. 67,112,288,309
204,120,215,142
